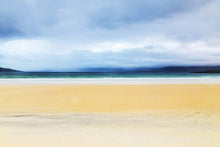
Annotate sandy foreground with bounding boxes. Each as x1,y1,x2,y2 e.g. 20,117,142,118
0,78,220,147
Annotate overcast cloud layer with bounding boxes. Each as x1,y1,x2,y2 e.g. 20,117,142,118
0,0,220,71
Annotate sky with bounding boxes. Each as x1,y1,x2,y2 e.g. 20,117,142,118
0,0,220,71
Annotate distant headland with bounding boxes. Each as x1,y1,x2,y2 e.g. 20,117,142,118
0,67,20,72
1,66,220,73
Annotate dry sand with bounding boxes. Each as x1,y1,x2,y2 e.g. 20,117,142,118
0,80,220,146
0,112,220,147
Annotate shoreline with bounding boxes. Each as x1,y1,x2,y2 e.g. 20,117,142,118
0,77,220,85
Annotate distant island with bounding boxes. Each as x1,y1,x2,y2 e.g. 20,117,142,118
147,66,220,73
1,66,220,73
82,66,220,73
193,70,220,73
0,67,20,72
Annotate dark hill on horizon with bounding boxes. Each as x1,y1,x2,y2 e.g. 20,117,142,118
1,66,220,73
0,67,20,72
148,66,220,73
82,66,220,73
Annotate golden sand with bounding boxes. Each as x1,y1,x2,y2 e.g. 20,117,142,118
0,84,219,113
0,84,220,146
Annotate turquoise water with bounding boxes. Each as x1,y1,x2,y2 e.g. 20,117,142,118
0,72,220,78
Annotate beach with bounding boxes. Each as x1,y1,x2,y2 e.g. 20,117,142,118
0,78,220,146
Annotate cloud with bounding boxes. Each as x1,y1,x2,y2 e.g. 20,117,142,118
0,18,23,37
88,0,211,29
0,0,219,70
0,38,219,71
0,0,214,38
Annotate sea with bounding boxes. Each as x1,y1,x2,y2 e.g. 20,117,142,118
0,71,220,79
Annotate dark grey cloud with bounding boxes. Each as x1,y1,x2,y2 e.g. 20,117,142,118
0,0,213,38
88,0,211,29
0,16,23,37
0,0,62,38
